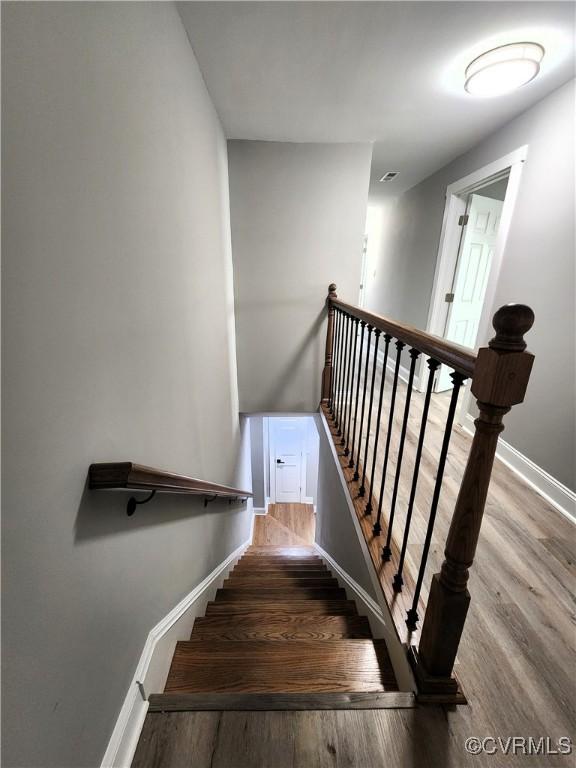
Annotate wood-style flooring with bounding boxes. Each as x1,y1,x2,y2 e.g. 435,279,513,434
251,502,315,546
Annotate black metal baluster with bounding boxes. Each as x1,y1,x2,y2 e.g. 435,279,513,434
331,310,342,420
406,371,466,629
340,315,354,447
373,341,405,535
365,334,392,516
344,318,360,456
354,325,373,481
328,308,340,415
382,348,421,561
392,358,441,592
349,321,366,469
337,313,350,436
359,329,381,498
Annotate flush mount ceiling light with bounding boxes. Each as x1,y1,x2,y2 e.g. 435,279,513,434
465,42,545,97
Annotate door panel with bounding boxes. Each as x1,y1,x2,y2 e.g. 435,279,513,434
436,193,504,392
271,418,304,503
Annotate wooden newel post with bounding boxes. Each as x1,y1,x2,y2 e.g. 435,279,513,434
321,283,338,402
413,303,535,698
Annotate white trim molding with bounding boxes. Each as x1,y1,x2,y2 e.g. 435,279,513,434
315,544,386,626
463,415,576,524
101,536,252,768
422,145,528,396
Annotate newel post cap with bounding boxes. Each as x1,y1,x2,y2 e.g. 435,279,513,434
327,283,337,299
471,304,535,407
489,303,534,352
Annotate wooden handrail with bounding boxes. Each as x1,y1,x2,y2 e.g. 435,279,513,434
89,463,252,515
321,284,535,702
331,298,476,377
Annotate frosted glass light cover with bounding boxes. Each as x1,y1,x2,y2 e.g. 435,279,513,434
465,42,545,97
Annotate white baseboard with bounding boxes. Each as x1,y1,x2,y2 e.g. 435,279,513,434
101,536,252,768
314,544,386,627
314,541,415,693
253,507,267,515
463,414,576,524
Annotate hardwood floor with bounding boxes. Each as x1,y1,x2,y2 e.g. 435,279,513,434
251,503,315,546
315,364,576,763
165,639,396,694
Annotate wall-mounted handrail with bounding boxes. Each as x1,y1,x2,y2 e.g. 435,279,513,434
330,298,476,377
321,284,534,703
89,462,252,515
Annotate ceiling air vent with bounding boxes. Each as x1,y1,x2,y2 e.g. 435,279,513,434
378,171,399,183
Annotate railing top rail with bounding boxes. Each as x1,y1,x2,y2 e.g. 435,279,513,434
89,462,253,498
331,298,476,377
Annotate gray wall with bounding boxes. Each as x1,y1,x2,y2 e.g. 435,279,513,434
250,415,266,508
1,4,251,766
365,81,575,490
315,419,378,599
305,416,320,502
477,177,508,201
228,140,372,412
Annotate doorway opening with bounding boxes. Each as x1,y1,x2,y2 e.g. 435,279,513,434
249,415,320,546
435,172,509,390
424,146,527,403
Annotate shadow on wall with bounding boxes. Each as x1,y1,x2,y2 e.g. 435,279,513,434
74,481,248,542
260,306,325,409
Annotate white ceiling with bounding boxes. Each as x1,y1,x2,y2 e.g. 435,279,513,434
178,2,575,197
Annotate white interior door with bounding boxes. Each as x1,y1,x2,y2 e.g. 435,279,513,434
436,193,503,391
271,418,304,503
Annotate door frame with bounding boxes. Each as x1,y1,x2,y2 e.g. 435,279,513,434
268,417,307,504
420,146,528,415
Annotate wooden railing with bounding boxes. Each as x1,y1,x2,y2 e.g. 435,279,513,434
321,283,534,701
89,462,252,516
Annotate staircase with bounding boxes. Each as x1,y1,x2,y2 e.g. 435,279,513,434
150,545,403,711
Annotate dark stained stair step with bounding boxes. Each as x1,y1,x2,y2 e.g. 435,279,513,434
215,588,347,601
233,564,329,572
149,691,414,711
205,601,358,616
164,640,398,694
190,615,372,641
244,546,318,556
223,577,339,588
238,559,323,567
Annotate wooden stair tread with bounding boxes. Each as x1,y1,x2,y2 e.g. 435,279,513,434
205,601,358,616
149,691,414,711
241,551,319,558
164,640,397,693
244,546,317,555
239,559,322,567
190,615,372,640
233,564,329,572
224,578,339,588
215,588,347,601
